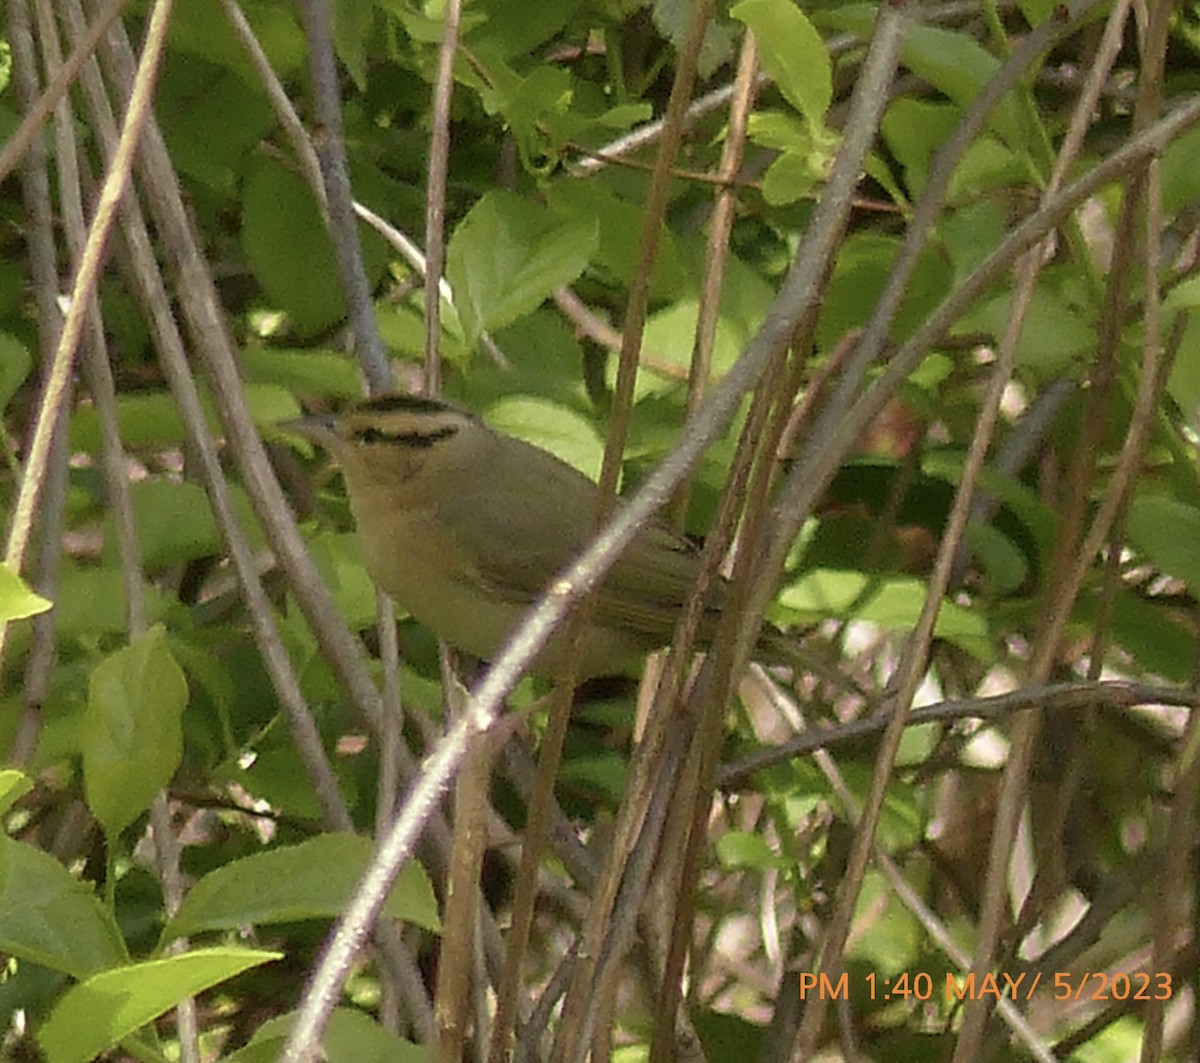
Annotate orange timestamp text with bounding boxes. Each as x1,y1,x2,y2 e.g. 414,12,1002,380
799,970,1174,1003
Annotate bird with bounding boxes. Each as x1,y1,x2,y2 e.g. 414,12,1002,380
286,393,803,679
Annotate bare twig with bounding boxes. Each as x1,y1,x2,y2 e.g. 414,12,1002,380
294,0,390,391
0,0,128,184
6,0,67,767
0,0,174,674
421,0,462,394
720,677,1194,787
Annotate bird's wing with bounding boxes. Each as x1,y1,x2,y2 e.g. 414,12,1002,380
433,445,601,603
589,522,713,641
435,447,710,643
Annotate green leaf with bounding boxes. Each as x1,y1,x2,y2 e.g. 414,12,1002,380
68,389,189,451
333,0,373,90
948,136,1029,204
446,191,598,347
841,769,924,852
0,563,52,623
478,62,574,150
1108,591,1195,683
544,182,688,298
52,562,167,640
694,1011,766,1059
747,110,815,153
227,1007,428,1063
115,480,221,570
900,24,1027,151
0,768,32,818
304,532,378,630
558,753,628,805
716,830,783,872
155,58,274,193
651,0,737,79
0,331,30,410
164,833,440,941
165,0,304,82
381,3,457,43
896,722,939,767
466,0,579,59
84,625,189,836
233,746,352,823
1127,496,1200,589
241,157,347,337
922,452,1058,563
779,571,990,657
1016,0,1059,27
485,397,605,481
882,98,961,197
817,233,952,349
966,522,1028,595
1164,275,1200,314
635,298,743,395
376,301,472,364
855,579,988,655
38,947,281,1063
820,9,1026,150
779,568,871,615
127,452,263,564
761,150,820,206
464,310,587,403
0,259,26,321
732,0,831,128
0,835,128,978
239,347,362,398
849,870,922,970
1168,327,1200,416
961,286,1094,373
1160,123,1200,220
942,201,1011,279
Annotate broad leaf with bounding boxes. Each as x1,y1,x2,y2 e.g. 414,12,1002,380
164,833,439,941
83,626,189,836
447,191,598,347
0,835,127,978
0,563,51,623
38,947,280,1063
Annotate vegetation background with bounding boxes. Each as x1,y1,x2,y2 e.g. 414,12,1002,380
1,0,1198,1060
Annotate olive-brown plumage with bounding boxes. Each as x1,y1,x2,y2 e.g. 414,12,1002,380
289,394,798,678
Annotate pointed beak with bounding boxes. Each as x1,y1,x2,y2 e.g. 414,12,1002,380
279,411,339,446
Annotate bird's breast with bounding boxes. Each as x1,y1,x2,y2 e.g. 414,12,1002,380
349,485,653,675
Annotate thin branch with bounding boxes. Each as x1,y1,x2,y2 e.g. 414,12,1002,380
952,7,1169,1052
33,3,196,1053
719,678,1194,787
0,0,174,674
281,0,911,1044
294,0,390,392
421,0,462,394
781,690,1059,1063
6,0,67,767
219,0,509,371
766,91,1200,569
0,0,128,184
789,177,1027,1059
558,2,725,1055
648,30,763,1055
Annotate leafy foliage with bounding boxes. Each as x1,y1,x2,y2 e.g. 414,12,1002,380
2,0,1199,1060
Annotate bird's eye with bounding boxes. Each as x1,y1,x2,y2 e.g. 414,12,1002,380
358,427,390,445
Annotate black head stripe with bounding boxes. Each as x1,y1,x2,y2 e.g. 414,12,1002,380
356,424,458,448
359,394,457,417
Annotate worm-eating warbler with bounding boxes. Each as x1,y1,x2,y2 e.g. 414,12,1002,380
288,394,801,678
